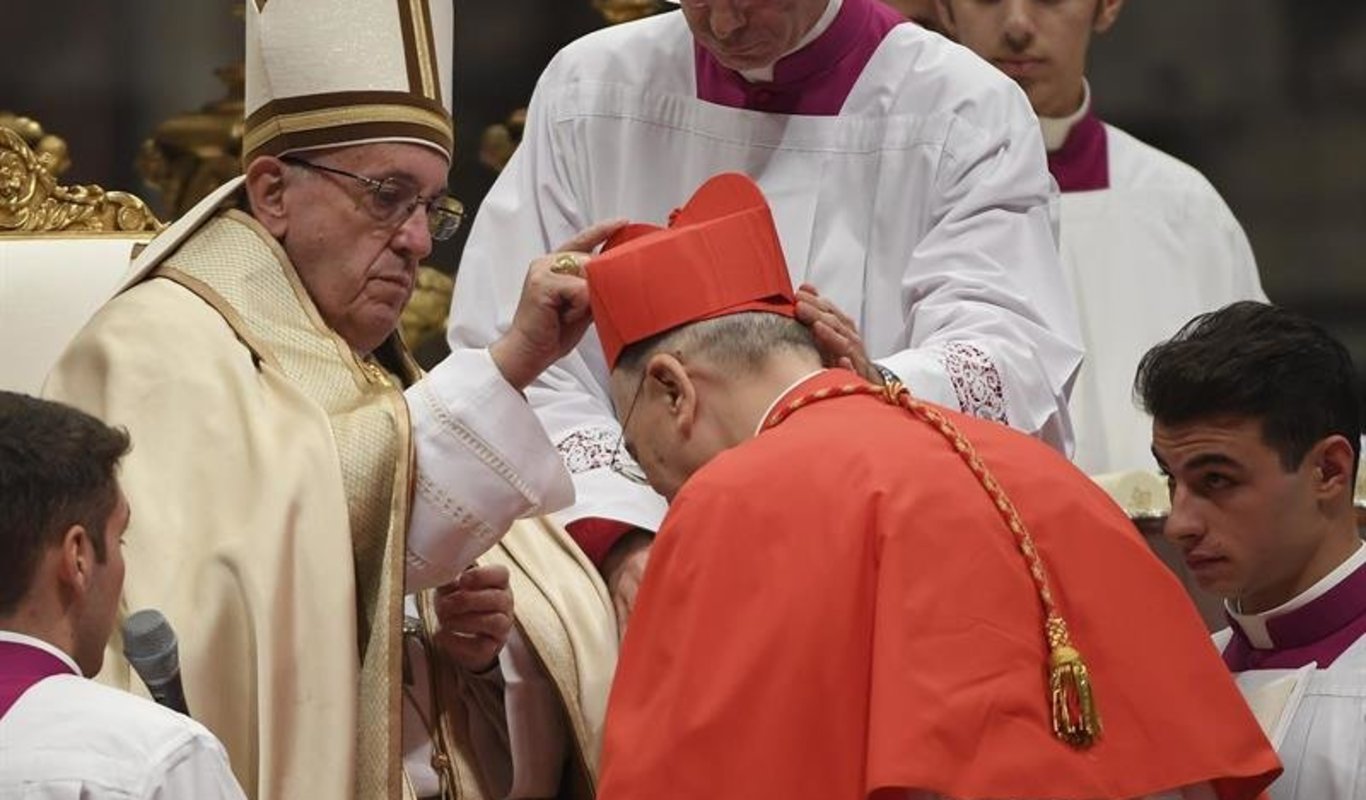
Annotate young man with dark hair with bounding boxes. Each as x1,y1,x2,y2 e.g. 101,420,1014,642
940,0,1266,476
0,391,245,798
586,174,1278,800
1138,301,1365,799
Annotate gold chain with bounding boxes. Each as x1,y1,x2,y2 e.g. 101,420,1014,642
763,379,1102,747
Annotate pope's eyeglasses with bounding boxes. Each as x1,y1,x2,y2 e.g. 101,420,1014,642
281,156,465,241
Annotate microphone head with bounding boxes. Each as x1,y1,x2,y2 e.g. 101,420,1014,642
121,609,180,685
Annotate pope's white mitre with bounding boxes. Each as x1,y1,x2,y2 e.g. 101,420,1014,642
243,0,455,163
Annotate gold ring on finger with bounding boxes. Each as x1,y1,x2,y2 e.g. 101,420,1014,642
550,252,582,276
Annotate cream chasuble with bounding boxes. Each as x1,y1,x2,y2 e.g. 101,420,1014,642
47,210,416,799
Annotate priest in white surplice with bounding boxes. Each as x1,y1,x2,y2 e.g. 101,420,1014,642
449,0,1084,621
43,1,611,797
938,0,1267,475
1139,302,1365,799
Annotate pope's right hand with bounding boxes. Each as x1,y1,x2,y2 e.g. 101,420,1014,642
490,220,627,390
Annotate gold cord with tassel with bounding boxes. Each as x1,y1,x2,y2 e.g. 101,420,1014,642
1047,617,1102,745
764,377,1103,748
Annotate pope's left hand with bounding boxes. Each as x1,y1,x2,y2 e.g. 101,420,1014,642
434,564,514,674
795,284,881,384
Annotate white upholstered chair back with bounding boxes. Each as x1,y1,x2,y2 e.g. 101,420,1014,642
0,238,146,394
0,121,160,395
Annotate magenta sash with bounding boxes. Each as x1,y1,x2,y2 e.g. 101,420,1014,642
0,640,77,720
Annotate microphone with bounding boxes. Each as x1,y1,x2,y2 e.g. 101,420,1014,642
121,609,190,716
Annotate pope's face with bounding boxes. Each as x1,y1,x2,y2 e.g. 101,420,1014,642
278,143,448,354
682,0,832,72
1153,415,1333,613
939,0,1122,117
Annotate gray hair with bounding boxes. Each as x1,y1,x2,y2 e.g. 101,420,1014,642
615,312,819,378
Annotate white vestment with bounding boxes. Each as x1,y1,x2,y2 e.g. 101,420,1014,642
450,12,1083,533
0,633,247,800
1223,649,1366,800
1058,121,1265,475
1213,544,1366,799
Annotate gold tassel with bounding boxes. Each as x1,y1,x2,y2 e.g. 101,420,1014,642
1049,642,1102,748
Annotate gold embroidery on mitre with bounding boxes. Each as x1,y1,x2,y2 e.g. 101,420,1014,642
408,0,439,102
242,102,452,160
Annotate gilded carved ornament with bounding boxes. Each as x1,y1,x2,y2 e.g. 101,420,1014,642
0,121,161,235
399,266,456,353
137,4,247,219
592,0,667,25
478,107,526,174
137,62,246,219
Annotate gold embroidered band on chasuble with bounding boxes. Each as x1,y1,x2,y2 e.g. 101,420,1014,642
155,211,417,798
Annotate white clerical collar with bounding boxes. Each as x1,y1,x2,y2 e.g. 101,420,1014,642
738,0,843,83
1039,79,1092,153
0,630,83,676
1226,541,1366,649
756,368,826,436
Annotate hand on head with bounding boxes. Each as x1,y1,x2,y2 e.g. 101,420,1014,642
795,284,881,384
490,219,628,390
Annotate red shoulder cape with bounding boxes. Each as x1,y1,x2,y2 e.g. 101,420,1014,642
598,371,1278,800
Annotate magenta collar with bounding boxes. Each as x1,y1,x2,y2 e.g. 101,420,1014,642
1048,109,1110,193
0,639,77,720
693,0,904,116
1223,558,1366,672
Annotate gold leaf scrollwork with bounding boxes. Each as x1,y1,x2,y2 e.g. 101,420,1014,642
0,127,162,234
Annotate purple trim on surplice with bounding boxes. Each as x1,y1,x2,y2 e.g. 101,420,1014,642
694,0,904,116
1048,110,1110,193
0,640,77,720
1224,559,1366,672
